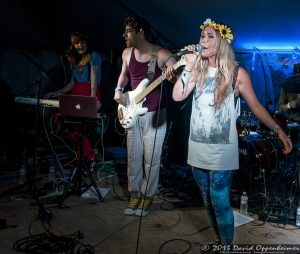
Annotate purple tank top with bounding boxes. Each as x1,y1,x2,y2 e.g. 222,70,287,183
128,48,166,111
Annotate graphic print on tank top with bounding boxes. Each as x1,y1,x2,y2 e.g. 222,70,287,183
190,76,232,144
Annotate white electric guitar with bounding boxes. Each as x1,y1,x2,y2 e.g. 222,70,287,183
118,56,187,129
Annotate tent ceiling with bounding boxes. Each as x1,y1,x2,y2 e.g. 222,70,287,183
1,0,300,52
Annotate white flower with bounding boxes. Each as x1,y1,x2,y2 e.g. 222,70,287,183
204,18,211,25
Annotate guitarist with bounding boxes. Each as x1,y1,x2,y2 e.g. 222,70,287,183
114,16,177,217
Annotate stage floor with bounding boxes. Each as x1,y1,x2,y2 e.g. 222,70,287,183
0,159,300,254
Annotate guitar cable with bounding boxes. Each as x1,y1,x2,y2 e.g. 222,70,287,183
134,80,165,254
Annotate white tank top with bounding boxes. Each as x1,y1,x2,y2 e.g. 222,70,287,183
187,66,239,170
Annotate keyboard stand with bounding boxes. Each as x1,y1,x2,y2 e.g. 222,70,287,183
57,117,103,208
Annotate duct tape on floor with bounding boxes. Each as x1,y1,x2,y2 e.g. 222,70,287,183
81,186,109,200
234,210,254,227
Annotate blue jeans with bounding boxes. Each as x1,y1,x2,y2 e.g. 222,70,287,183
192,167,234,244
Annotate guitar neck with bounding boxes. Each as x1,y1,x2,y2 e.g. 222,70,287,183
14,96,59,108
134,57,186,104
135,76,165,104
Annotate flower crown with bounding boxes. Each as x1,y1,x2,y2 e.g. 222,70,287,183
200,18,234,44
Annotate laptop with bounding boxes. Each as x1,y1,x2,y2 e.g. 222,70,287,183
59,94,98,119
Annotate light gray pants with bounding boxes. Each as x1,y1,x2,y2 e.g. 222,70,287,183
126,109,167,197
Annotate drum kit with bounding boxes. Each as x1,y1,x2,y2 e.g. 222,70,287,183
238,111,299,168
237,75,300,194
235,72,300,223
237,110,300,200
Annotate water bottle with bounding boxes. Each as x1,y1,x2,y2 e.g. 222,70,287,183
48,162,56,182
240,191,248,215
19,164,27,184
296,206,300,227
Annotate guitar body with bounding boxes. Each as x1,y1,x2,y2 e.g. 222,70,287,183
118,78,149,129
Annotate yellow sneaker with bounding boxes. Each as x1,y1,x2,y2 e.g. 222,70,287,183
135,196,153,217
124,193,141,215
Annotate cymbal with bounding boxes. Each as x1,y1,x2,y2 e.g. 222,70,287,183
287,122,300,129
280,75,300,93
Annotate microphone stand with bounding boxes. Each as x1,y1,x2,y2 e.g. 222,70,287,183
28,77,52,223
0,76,52,207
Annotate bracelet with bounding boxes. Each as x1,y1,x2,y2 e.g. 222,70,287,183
115,85,124,92
273,125,280,135
183,68,192,72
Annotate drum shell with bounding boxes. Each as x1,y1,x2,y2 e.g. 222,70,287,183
238,134,280,173
274,112,288,131
287,123,300,144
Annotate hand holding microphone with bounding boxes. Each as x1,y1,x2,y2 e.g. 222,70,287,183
176,44,201,72
176,44,202,56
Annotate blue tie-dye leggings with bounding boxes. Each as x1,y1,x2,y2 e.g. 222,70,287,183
192,167,234,244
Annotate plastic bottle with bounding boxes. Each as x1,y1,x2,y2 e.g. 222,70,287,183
240,191,248,215
48,162,56,182
19,164,27,184
296,206,300,227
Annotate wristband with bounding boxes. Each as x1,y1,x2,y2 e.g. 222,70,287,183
181,70,192,94
115,85,124,92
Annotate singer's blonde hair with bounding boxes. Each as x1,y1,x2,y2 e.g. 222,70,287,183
194,26,238,109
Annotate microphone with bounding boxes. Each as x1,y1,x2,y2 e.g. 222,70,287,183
176,44,202,57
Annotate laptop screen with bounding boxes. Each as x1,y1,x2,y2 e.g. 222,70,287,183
59,94,98,119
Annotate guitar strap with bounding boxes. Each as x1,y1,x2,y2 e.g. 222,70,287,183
147,47,158,82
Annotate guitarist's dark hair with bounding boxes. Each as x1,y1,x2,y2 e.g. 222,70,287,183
124,16,150,38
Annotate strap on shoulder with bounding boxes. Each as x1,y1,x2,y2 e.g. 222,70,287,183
147,47,158,82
